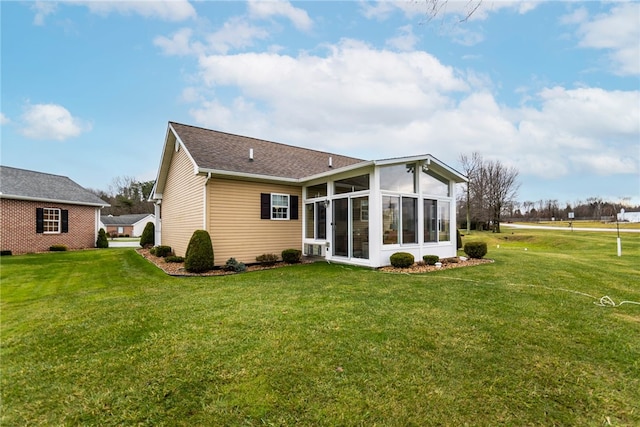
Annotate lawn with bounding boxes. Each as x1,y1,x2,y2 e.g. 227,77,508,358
1,229,639,426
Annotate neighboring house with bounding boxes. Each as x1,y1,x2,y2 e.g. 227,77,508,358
151,122,467,268
100,213,155,237
617,210,640,223
0,166,109,254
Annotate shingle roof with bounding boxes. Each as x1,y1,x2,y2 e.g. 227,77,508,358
101,213,153,226
170,122,365,180
0,166,109,207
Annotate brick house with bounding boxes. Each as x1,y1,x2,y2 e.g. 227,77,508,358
0,166,109,254
100,213,155,237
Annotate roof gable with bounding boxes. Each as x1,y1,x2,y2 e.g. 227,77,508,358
0,166,109,207
100,213,153,226
169,122,365,180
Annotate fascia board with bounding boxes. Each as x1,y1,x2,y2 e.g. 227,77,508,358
300,161,374,183
0,193,110,208
197,168,301,185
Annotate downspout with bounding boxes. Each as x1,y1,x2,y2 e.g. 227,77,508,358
203,172,212,230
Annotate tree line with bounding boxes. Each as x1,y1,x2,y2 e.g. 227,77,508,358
88,176,155,216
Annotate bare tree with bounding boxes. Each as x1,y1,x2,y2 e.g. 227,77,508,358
459,153,520,233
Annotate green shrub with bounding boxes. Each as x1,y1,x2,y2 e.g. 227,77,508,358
1,250,12,256
390,252,414,268
154,245,173,258
165,255,185,263
185,230,214,273
96,228,109,248
456,229,463,250
139,222,155,248
423,255,439,265
256,253,279,266
281,248,302,264
149,247,157,256
49,245,68,252
224,258,246,272
464,241,488,259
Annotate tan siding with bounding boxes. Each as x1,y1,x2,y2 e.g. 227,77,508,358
207,179,302,265
161,147,206,257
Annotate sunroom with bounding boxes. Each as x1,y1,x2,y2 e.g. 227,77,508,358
302,155,467,268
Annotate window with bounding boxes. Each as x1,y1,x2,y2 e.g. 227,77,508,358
380,163,416,193
272,194,289,219
306,183,327,199
424,199,437,242
439,201,451,241
402,197,417,244
261,193,298,220
36,208,68,234
382,196,399,244
420,165,450,196
334,174,369,194
305,201,326,239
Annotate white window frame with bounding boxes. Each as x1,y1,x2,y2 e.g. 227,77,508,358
43,208,61,234
271,193,290,220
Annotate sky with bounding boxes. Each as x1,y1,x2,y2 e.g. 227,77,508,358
1,0,639,207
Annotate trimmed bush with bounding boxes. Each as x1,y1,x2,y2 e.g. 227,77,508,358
224,258,247,273
1,250,12,256
464,241,488,259
390,252,414,268
423,255,440,266
282,249,302,264
184,230,214,273
49,245,68,252
165,255,185,263
139,222,155,248
256,253,279,266
96,228,109,248
456,229,463,250
154,245,173,258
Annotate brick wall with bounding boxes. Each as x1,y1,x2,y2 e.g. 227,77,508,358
0,198,99,254
105,225,134,237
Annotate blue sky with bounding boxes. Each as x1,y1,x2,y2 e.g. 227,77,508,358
2,0,639,207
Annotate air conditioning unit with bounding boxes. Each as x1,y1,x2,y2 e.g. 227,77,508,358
304,243,325,257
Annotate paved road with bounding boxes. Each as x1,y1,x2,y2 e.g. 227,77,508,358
108,240,141,247
502,223,640,233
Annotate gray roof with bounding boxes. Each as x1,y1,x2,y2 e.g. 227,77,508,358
101,213,153,225
170,122,365,180
0,166,109,207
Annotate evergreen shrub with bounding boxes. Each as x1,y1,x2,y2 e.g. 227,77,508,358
464,241,488,259
49,245,68,252
154,245,173,258
224,258,246,272
140,222,155,248
423,255,440,265
96,228,109,248
184,230,214,273
256,253,279,266
281,249,302,264
165,255,185,263
1,250,12,256
390,252,414,268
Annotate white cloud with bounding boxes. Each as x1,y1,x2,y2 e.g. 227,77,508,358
20,103,91,141
386,25,419,51
0,113,10,125
33,0,196,23
567,3,640,76
248,0,313,31
154,28,202,56
205,17,270,54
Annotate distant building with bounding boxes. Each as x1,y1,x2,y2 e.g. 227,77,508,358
0,166,109,254
617,211,640,223
100,213,155,237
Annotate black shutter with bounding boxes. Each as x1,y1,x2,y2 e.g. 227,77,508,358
61,210,69,233
260,193,271,219
36,208,44,233
290,195,298,220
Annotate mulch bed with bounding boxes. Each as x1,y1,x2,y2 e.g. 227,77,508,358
137,248,492,277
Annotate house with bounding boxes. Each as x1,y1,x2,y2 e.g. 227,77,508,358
0,166,109,254
617,210,640,223
151,122,467,268
100,213,155,237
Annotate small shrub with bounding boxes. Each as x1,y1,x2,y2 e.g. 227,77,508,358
282,248,302,264
149,247,157,256
390,252,414,268
49,245,68,252
464,241,488,259
1,250,12,256
140,222,155,248
224,258,246,272
96,228,109,248
185,230,214,273
423,255,440,265
154,245,173,258
256,253,279,266
165,255,185,263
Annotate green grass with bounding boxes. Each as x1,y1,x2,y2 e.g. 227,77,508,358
1,230,639,426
